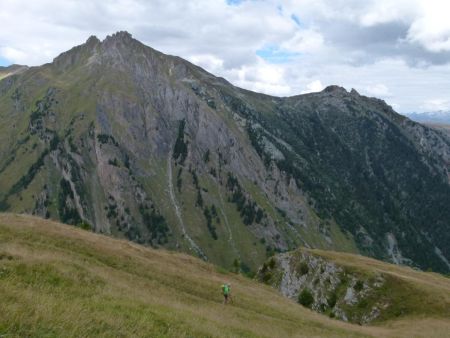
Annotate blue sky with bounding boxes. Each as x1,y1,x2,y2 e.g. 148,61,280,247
1,0,450,113
290,14,302,28
226,0,244,5
0,56,10,67
256,46,300,64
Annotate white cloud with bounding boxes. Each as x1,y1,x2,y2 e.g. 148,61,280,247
421,99,450,112
301,80,324,94
188,54,224,74
233,59,291,96
407,1,450,52
0,47,28,64
0,0,450,113
363,83,391,98
359,0,418,27
281,29,324,53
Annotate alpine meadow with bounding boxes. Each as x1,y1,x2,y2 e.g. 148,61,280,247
1,2,450,336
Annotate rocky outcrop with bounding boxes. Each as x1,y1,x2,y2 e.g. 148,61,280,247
257,249,391,324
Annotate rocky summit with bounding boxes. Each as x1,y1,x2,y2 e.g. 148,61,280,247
0,31,449,273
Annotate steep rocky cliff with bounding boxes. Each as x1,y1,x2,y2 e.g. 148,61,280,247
0,32,449,272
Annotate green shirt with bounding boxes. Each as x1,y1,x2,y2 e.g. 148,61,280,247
222,284,230,295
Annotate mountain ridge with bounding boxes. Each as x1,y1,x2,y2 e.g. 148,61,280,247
407,111,450,124
0,64,28,80
0,31,449,273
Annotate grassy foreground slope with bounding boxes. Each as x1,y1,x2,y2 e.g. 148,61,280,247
0,214,449,337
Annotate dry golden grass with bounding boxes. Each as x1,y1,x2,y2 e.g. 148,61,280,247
0,213,449,337
309,248,450,297
0,73,10,81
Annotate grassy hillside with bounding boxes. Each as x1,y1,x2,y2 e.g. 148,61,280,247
0,214,449,337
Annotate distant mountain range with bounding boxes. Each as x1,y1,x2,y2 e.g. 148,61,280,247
0,31,450,273
407,111,450,124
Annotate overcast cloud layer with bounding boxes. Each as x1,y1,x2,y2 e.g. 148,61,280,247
1,0,450,113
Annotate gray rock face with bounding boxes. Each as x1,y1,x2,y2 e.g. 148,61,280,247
257,249,387,324
0,31,449,273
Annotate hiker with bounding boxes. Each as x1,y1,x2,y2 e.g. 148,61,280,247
221,283,232,304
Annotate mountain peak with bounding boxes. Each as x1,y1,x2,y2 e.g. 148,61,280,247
2,31,450,277
104,31,134,43
52,31,137,70
86,35,100,45
101,31,141,55
322,85,347,94
52,35,99,69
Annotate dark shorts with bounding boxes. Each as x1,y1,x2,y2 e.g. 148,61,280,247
224,294,228,299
